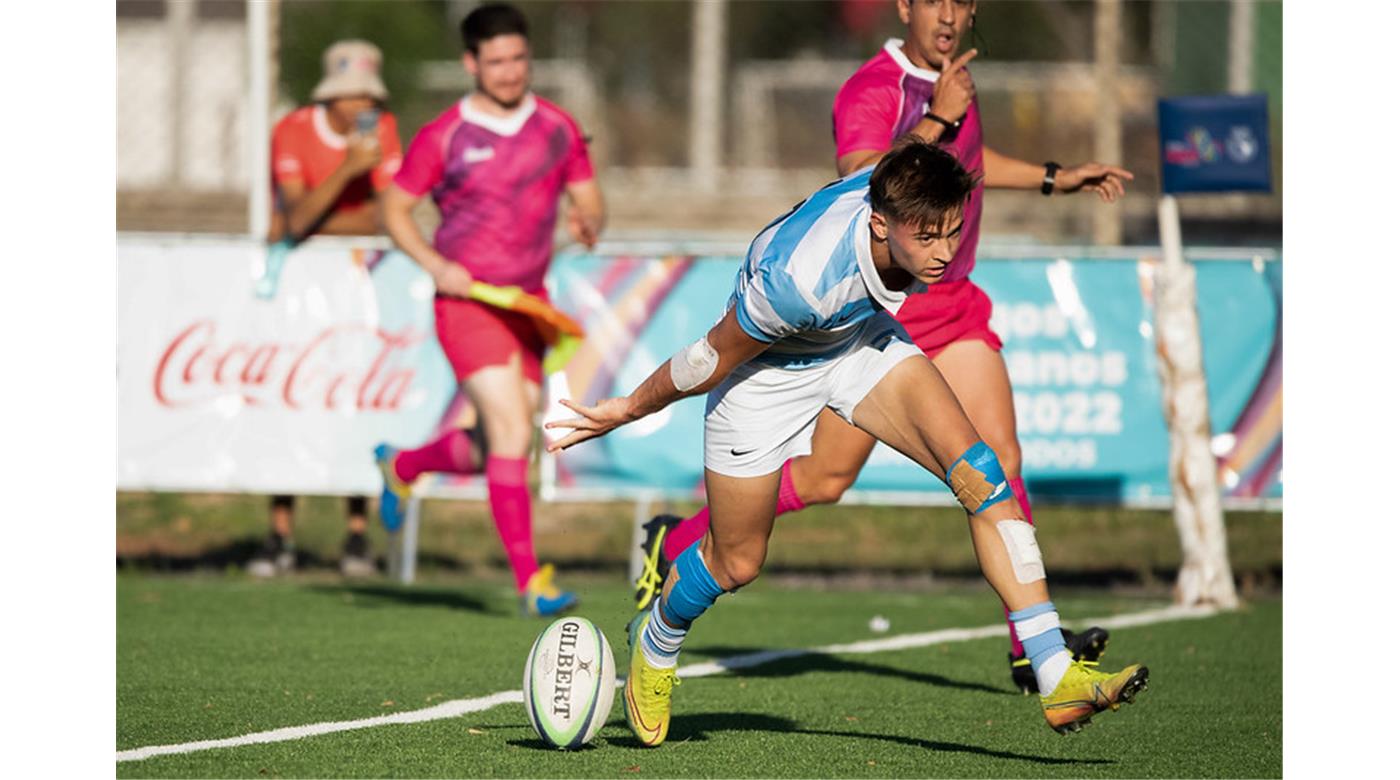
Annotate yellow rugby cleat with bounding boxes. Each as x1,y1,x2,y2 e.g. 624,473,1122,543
633,515,680,611
623,611,681,747
1040,660,1149,734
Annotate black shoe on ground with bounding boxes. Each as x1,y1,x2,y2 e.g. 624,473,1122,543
248,533,295,578
1008,626,1112,694
339,532,376,578
1064,625,1110,662
1009,653,1036,694
633,514,682,612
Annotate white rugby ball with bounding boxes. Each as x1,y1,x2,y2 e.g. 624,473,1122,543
523,616,616,749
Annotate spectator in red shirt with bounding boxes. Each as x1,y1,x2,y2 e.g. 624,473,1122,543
248,40,404,579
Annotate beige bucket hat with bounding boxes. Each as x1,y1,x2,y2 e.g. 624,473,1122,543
312,40,389,102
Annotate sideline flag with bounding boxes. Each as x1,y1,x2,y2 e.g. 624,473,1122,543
467,282,585,375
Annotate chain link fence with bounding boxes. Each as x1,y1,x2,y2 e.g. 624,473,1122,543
117,0,1281,242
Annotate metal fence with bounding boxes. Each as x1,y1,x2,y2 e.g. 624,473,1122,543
116,0,1282,240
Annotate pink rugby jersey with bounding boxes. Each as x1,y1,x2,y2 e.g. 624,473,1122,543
394,94,594,291
832,39,984,284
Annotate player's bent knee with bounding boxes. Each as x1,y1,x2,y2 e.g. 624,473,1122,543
708,547,765,591
481,420,532,458
805,471,856,506
946,441,1015,515
989,439,1023,480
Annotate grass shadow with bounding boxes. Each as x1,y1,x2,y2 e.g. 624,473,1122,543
684,645,1011,696
305,582,496,614
594,712,1111,766
116,536,277,572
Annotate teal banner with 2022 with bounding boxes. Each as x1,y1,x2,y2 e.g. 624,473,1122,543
543,247,1281,507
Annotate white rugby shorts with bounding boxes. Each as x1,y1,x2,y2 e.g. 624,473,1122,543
703,312,923,477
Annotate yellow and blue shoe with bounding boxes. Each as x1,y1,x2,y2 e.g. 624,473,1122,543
633,514,681,612
1040,660,1149,734
522,563,579,617
623,611,680,747
373,444,413,533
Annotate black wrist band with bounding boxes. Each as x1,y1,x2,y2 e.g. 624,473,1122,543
924,111,960,131
1041,162,1061,196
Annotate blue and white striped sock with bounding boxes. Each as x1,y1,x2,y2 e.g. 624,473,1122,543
640,598,688,668
1009,601,1073,696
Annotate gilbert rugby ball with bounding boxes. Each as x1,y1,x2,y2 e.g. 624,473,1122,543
523,616,616,749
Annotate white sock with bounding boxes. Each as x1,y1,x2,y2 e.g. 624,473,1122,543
639,599,687,668
1036,650,1073,696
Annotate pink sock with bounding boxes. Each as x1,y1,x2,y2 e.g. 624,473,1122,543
662,459,808,562
1004,476,1035,656
486,456,538,592
776,459,808,515
663,506,709,562
1009,476,1034,527
394,429,479,483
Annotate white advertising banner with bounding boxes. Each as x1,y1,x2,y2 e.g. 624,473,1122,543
117,236,457,494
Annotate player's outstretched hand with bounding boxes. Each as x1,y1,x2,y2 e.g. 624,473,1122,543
1055,163,1134,203
430,262,475,298
545,397,635,452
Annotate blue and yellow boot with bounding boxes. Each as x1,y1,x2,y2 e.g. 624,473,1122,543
522,563,579,617
373,444,412,533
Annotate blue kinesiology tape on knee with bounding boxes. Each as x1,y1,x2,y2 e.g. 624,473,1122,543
661,541,726,628
946,441,1013,514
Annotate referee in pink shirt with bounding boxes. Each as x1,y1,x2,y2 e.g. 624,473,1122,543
376,3,605,617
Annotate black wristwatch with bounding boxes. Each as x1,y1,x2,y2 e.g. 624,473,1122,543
1041,162,1061,196
924,111,961,132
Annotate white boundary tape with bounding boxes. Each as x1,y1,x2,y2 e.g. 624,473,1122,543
117,603,1219,763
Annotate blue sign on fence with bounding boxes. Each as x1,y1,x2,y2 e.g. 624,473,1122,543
1158,94,1272,194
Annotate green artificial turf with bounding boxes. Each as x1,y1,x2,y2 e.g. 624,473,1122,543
118,575,1280,778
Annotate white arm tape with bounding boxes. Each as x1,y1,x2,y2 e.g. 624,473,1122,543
669,335,719,392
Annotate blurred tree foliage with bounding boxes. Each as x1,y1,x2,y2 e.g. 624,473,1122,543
280,0,460,131
276,1,1276,169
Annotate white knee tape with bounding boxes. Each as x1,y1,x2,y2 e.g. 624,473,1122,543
996,520,1047,584
670,335,719,392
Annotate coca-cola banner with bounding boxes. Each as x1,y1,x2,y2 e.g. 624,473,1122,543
120,236,1281,506
118,236,456,494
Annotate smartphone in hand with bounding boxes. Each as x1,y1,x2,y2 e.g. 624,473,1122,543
355,109,380,136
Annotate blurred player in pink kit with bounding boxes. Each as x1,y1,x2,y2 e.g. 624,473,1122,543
376,3,604,617
634,0,1133,692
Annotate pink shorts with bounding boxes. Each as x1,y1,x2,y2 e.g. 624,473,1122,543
895,278,1004,359
433,293,546,385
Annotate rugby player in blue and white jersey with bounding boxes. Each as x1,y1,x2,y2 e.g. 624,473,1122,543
546,140,1150,744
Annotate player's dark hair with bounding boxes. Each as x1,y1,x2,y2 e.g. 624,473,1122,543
460,3,529,55
868,137,977,230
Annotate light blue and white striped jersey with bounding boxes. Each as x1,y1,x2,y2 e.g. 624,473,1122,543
732,167,922,368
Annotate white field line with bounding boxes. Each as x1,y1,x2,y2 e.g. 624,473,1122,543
117,603,1218,763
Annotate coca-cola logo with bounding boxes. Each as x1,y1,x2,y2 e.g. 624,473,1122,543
153,319,426,412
